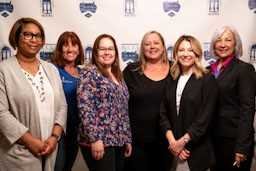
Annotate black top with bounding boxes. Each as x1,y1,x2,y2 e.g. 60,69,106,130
123,62,171,144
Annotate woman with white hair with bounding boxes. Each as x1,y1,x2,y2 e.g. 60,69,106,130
209,26,255,171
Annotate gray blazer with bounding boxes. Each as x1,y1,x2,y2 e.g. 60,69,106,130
0,57,67,171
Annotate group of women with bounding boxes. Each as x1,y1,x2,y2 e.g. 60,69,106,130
0,17,255,171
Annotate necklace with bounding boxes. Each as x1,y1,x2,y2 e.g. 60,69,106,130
23,66,46,102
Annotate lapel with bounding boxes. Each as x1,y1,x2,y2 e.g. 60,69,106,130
177,74,195,116
217,58,237,81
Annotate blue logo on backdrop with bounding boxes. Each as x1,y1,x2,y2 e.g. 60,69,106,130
163,0,181,17
124,0,135,16
80,0,97,17
85,46,92,63
208,0,220,15
167,46,173,61
248,0,256,13
1,46,11,61
41,0,53,16
203,42,216,65
121,44,138,64
39,44,55,61
0,0,13,17
250,44,256,63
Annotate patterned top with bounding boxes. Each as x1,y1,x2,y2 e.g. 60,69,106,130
77,65,132,147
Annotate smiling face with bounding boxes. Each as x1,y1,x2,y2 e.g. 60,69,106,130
62,39,79,64
176,40,196,71
214,29,236,59
96,37,116,67
17,23,43,59
142,33,164,62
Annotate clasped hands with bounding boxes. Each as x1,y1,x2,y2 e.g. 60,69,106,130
168,137,190,161
24,135,58,157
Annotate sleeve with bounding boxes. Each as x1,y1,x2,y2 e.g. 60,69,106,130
0,68,28,144
53,66,67,132
77,67,104,143
159,80,173,136
235,64,255,155
187,74,218,144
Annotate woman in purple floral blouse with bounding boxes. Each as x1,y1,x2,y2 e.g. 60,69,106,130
77,34,132,171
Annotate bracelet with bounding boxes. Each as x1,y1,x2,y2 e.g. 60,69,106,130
51,133,60,142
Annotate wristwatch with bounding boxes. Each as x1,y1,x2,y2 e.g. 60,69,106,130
51,133,61,142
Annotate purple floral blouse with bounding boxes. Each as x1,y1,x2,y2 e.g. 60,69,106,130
77,65,132,147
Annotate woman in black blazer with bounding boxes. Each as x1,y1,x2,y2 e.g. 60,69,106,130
160,35,218,171
209,26,255,171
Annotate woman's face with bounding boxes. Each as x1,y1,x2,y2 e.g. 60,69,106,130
214,30,236,59
62,39,79,64
177,40,196,70
18,23,43,58
143,33,164,62
97,37,116,67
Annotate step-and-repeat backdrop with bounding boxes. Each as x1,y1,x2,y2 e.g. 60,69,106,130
0,0,256,169
0,0,256,68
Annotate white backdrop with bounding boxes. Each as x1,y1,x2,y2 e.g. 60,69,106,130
0,0,256,170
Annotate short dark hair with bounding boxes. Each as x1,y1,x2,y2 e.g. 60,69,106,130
51,31,84,67
9,17,45,50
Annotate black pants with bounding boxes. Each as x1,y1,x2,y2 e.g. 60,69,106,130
124,142,172,171
80,146,125,171
212,137,253,171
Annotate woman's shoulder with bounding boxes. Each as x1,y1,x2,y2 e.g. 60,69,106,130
123,62,140,72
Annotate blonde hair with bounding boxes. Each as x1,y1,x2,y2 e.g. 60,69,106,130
137,30,168,72
170,35,207,80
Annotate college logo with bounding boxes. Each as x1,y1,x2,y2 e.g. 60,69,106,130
166,45,173,61
250,44,256,63
203,42,216,65
1,46,12,61
80,0,97,17
85,46,93,63
39,44,55,61
163,0,181,17
121,44,138,64
248,0,256,13
41,0,53,16
124,0,135,16
208,0,220,15
0,0,13,17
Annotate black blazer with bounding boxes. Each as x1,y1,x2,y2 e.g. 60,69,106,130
160,73,218,171
212,58,255,156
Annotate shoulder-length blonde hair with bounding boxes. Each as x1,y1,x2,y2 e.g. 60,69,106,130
137,30,168,72
170,35,207,80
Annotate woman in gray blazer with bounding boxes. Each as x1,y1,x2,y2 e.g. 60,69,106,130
0,17,67,171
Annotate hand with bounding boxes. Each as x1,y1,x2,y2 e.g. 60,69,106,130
168,138,186,156
91,140,104,160
178,149,190,161
18,132,45,157
40,136,58,156
124,143,132,157
233,153,246,168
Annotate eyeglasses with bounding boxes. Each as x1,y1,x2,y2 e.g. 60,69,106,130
20,32,43,41
98,47,115,52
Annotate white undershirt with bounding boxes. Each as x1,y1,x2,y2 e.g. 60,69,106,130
22,65,55,141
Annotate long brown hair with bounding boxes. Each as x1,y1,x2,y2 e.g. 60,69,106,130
51,31,84,67
91,34,122,82
170,35,207,80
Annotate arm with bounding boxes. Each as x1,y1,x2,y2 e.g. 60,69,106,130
235,64,255,156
